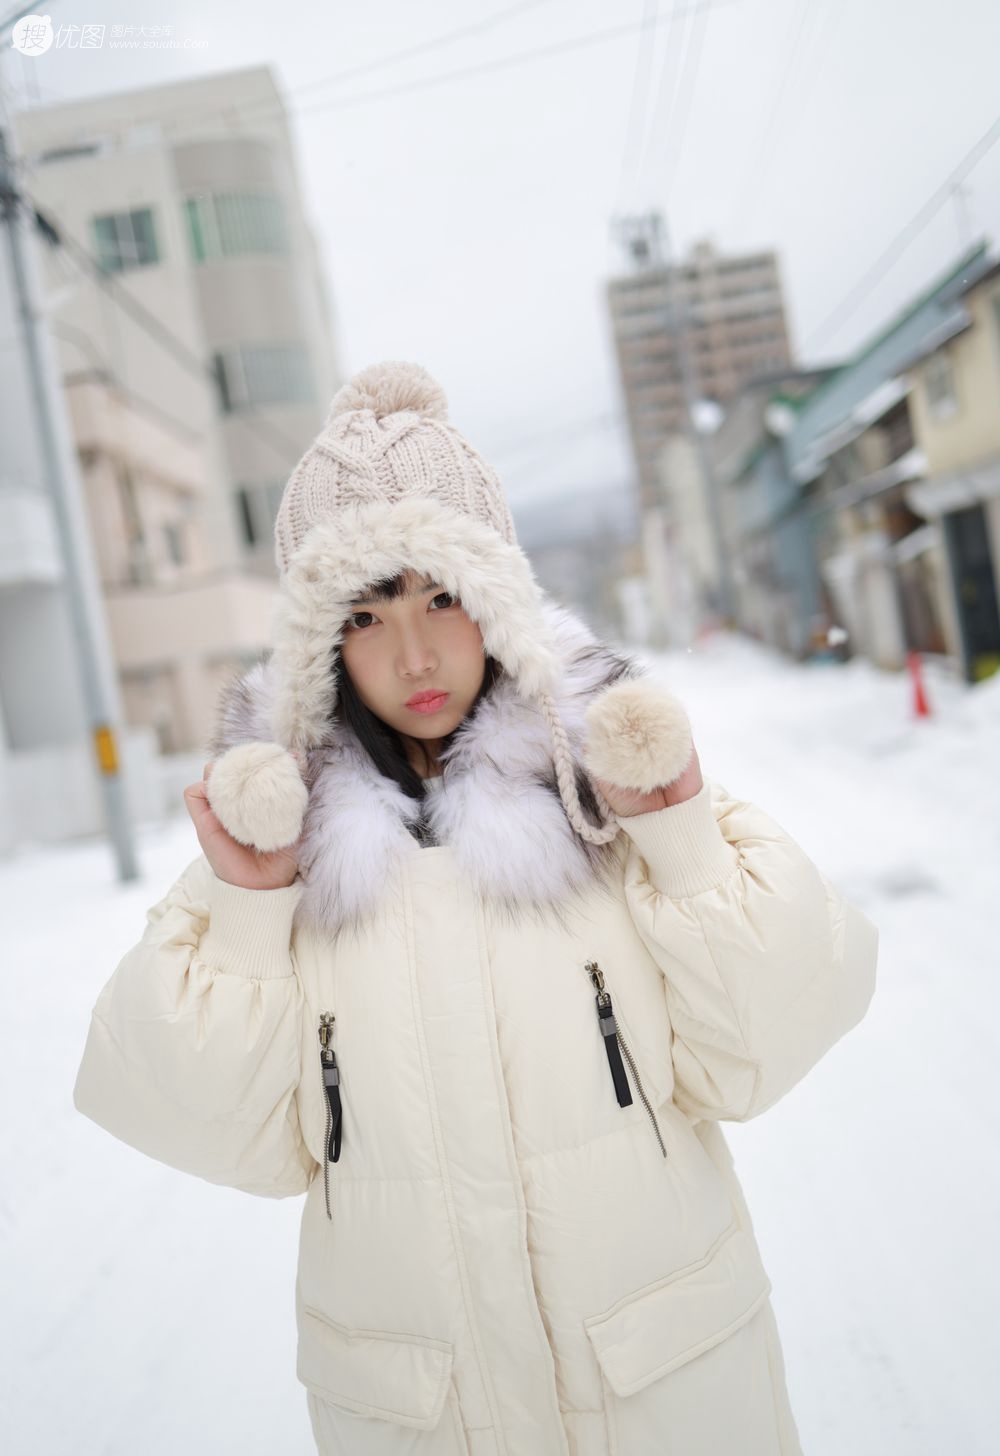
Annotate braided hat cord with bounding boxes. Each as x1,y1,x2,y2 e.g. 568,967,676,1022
538,692,620,846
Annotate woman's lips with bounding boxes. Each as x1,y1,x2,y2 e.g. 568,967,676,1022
405,692,450,715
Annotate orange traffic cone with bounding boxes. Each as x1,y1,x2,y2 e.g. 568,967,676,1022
907,650,931,718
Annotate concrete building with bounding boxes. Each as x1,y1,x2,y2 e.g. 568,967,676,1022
11,65,340,726
607,216,794,514
13,65,339,577
796,381,944,671
66,369,279,751
1,67,340,844
781,244,995,676
690,243,996,675
694,368,832,655
903,257,1000,682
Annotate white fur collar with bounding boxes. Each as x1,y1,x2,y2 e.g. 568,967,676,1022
211,601,641,939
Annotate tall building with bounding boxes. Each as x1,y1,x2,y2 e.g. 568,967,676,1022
1,68,341,843
607,216,794,512
13,65,340,575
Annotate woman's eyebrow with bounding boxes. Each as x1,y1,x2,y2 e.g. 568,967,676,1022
352,580,444,606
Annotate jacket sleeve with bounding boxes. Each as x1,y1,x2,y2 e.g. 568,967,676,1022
615,778,878,1123
73,854,319,1198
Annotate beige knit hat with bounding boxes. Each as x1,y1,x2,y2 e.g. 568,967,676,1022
274,361,518,572
205,361,694,855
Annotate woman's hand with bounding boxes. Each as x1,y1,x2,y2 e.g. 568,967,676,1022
592,745,704,818
183,763,300,890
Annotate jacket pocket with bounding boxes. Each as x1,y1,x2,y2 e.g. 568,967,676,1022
583,1220,772,1397
298,1305,456,1432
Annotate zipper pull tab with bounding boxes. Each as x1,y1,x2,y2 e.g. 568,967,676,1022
585,961,633,1108
318,1014,342,1164
323,1055,342,1163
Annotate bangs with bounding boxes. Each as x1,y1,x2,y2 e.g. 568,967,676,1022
351,569,442,606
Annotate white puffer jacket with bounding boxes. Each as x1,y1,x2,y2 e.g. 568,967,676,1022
74,610,878,1456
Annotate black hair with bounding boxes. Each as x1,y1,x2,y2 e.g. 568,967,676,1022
330,570,504,812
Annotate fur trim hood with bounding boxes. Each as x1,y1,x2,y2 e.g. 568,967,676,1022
217,365,695,859
271,498,554,752
209,601,649,941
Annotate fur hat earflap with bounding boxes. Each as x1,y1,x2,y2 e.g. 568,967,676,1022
582,679,694,794
206,742,308,853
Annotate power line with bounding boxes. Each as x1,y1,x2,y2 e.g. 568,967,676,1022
723,0,813,236
286,0,563,99
68,0,556,139
19,186,308,463
646,3,692,202
804,107,1000,354
54,0,737,147
615,0,660,214
48,318,207,444
612,0,716,223
291,0,739,120
635,2,689,207
656,0,711,200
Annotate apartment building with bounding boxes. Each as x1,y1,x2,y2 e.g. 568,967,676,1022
608,218,793,512
0,67,341,843
6,66,339,766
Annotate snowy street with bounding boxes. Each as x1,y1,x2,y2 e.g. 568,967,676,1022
2,633,997,1456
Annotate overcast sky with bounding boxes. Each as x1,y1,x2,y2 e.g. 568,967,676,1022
3,0,999,512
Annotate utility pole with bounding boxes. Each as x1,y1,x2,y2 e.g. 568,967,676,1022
656,215,736,628
0,82,139,879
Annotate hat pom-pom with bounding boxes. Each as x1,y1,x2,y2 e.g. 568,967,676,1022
206,743,308,853
327,361,449,424
583,680,694,794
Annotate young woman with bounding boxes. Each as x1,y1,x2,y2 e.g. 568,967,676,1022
74,362,879,1456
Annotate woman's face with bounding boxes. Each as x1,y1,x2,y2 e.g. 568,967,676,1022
339,568,486,769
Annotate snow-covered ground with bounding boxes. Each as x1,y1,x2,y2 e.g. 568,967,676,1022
2,633,997,1455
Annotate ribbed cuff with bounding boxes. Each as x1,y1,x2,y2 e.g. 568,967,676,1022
616,781,740,899
198,873,303,980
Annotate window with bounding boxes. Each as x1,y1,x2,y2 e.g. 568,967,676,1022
924,350,958,420
185,192,289,262
213,344,314,412
236,487,258,546
162,522,185,567
235,482,286,548
92,207,159,272
41,142,104,164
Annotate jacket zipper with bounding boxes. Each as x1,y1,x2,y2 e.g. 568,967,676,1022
585,960,668,1160
318,1012,342,1221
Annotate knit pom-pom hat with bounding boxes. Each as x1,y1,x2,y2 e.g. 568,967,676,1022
207,361,693,853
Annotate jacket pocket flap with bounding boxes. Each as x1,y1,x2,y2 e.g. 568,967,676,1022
583,1223,772,1397
298,1305,454,1430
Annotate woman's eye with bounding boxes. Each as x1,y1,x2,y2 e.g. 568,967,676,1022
348,611,375,630
430,591,456,610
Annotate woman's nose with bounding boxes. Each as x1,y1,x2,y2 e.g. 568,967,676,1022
396,624,437,676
